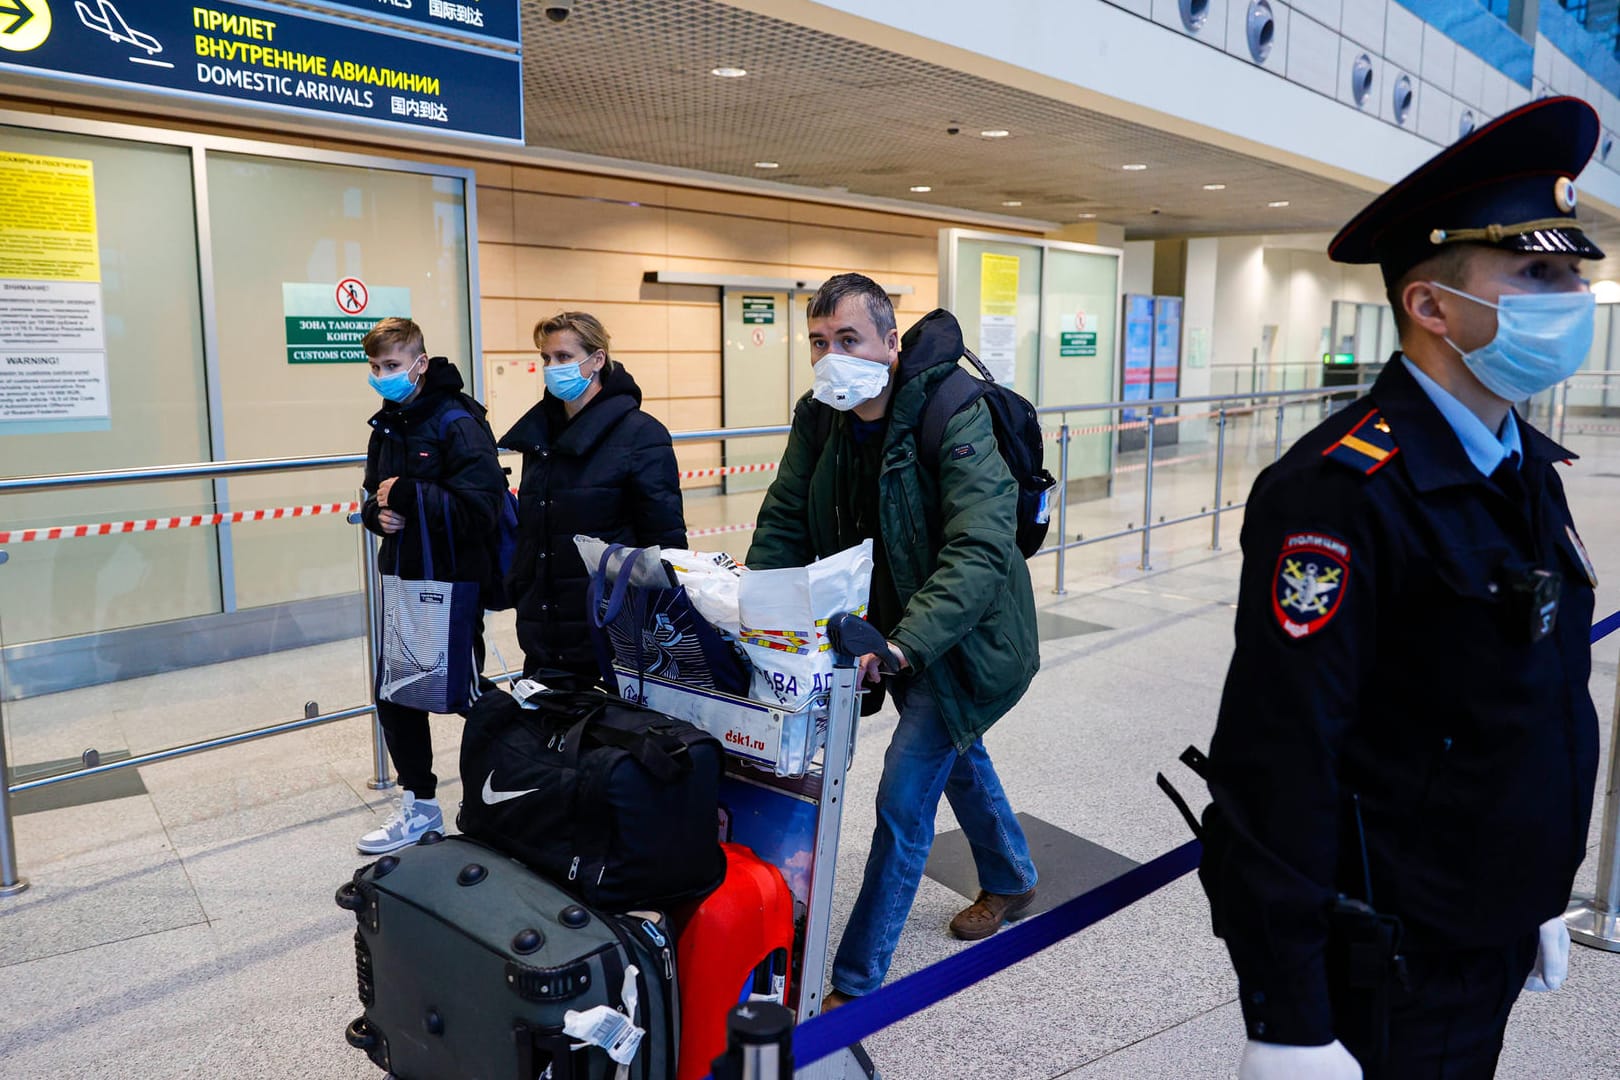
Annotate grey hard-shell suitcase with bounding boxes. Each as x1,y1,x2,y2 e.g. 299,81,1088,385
337,833,678,1080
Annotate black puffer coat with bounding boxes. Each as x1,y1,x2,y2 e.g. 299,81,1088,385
361,357,507,591
498,363,687,682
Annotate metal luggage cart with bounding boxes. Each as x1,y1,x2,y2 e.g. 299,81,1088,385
615,616,877,1080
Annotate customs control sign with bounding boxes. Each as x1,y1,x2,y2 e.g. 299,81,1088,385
0,1,522,142
284,280,410,363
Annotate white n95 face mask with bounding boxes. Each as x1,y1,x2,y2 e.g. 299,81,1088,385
812,352,891,411
1431,282,1595,402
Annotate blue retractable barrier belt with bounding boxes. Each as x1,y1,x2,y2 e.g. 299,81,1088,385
761,606,1620,1071
792,839,1203,1068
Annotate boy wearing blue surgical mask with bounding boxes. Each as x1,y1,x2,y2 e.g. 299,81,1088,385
356,317,507,854
498,312,687,688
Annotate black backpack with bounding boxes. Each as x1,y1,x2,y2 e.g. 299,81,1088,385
434,402,522,610
809,309,1056,558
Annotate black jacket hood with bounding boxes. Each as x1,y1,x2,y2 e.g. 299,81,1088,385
897,309,968,386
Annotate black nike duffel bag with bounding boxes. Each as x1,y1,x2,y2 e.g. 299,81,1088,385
458,684,725,910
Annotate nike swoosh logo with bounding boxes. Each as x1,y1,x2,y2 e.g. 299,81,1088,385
482,771,538,805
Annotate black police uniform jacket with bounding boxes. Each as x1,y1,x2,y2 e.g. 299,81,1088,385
361,357,507,593
1199,357,1599,1046
498,362,687,683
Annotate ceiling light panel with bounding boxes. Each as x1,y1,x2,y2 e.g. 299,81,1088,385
515,0,1426,237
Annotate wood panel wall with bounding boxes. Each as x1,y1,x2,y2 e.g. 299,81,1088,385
2,95,1033,484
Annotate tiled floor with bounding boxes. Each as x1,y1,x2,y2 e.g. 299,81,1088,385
2,415,1618,1079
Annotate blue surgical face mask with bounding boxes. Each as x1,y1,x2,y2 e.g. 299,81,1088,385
1431,282,1595,401
544,353,600,402
368,355,425,403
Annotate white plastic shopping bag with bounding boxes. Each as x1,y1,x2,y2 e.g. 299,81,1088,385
660,548,744,636
737,540,874,709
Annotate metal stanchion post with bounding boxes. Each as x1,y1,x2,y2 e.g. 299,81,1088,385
0,549,27,896
1565,658,1620,951
1211,408,1228,551
1558,380,1572,445
0,708,28,898
1054,421,1070,596
353,497,394,792
711,1002,794,1080
1140,414,1155,572
1273,401,1286,462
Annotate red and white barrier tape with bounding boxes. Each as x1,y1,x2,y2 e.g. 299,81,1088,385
688,521,757,538
0,501,362,544
677,462,779,481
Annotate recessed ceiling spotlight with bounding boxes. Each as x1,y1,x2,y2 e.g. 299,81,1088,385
1122,163,1148,171
1001,200,1023,207
753,161,780,169
910,185,933,193
1203,183,1227,190
1077,212,1097,218
710,67,748,78
980,129,1011,138
1268,200,1291,207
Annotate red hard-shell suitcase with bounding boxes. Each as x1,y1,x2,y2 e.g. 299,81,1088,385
674,842,795,1080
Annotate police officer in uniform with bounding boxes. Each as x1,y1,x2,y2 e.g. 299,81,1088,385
1195,97,1604,1079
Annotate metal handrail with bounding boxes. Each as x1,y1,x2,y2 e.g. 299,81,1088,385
0,384,1371,493
0,453,366,494
1033,383,1371,417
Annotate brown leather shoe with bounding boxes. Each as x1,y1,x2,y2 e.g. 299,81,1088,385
949,887,1037,941
823,989,855,1011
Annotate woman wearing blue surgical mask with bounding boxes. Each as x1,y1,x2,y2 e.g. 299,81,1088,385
498,311,688,688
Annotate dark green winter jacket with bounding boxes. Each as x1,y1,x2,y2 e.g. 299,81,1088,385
746,321,1039,751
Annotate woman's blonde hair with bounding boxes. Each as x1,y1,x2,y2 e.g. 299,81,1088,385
534,311,613,371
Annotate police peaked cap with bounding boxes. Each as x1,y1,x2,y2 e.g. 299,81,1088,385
1329,95,1605,283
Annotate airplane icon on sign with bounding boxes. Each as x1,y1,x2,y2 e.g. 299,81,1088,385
76,0,163,57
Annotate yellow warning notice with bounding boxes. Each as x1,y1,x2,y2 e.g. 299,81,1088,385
979,252,1020,318
0,152,101,283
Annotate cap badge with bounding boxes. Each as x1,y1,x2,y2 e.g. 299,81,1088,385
1555,177,1577,214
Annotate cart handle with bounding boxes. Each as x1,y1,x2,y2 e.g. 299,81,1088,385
826,612,895,671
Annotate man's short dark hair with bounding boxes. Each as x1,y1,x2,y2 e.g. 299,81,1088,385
1386,244,1476,338
807,273,896,337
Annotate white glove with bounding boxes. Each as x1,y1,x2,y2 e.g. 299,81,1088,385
1239,1039,1362,1079
1523,916,1570,992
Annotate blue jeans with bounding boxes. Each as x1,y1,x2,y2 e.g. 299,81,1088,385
831,678,1036,996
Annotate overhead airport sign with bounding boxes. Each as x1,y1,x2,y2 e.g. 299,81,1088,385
300,0,521,48
0,1,524,143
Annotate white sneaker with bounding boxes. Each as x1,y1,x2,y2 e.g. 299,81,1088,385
357,792,443,855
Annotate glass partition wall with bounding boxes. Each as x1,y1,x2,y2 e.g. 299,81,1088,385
0,110,478,788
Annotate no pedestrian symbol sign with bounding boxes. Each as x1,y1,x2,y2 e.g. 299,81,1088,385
283,281,410,364
336,278,369,315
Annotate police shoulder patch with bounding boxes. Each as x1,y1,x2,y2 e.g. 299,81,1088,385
1322,410,1399,476
1272,532,1352,639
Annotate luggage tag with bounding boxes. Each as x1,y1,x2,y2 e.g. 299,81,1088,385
561,1005,643,1066
562,964,644,1071
512,678,550,708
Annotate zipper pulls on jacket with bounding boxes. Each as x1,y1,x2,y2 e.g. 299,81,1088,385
568,856,580,881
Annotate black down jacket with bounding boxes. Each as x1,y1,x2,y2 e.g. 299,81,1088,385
361,357,507,592
498,362,687,684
